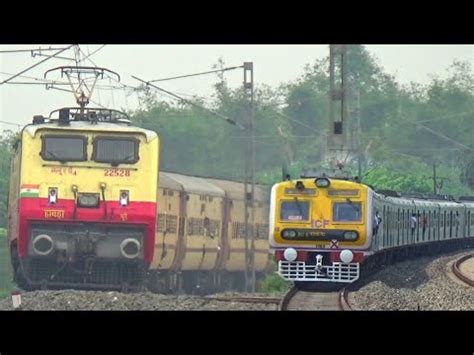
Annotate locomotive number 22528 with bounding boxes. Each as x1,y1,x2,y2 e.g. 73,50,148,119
104,169,131,177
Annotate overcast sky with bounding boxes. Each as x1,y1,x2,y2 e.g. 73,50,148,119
0,45,472,132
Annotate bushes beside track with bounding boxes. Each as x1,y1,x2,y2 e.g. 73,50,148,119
0,228,13,298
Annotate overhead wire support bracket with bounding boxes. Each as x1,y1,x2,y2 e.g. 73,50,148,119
148,65,244,83
131,75,245,130
0,45,73,85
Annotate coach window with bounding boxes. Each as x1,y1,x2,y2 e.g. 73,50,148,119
41,135,87,162
280,200,310,221
333,202,362,222
93,136,139,165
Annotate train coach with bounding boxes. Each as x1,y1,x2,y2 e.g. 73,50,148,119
148,172,271,293
7,107,159,290
269,175,474,288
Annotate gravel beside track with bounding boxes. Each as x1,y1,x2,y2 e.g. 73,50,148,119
348,251,474,310
459,256,474,282
0,290,281,311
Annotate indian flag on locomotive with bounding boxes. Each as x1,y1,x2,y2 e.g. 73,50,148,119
20,184,40,198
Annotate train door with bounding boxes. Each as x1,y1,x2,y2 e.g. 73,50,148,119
443,211,447,240
397,208,400,246
449,210,453,239
403,209,407,246
468,210,471,237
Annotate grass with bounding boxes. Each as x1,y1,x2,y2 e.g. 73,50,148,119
0,229,13,297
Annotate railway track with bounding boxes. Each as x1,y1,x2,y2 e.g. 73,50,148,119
452,253,474,287
280,286,352,311
204,295,281,305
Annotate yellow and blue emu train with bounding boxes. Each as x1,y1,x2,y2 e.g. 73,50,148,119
269,176,474,286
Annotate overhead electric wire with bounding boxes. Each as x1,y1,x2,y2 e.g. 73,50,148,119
0,45,73,85
0,71,70,85
0,119,23,127
399,117,473,151
79,45,106,65
0,46,71,54
131,75,245,130
264,106,328,137
148,65,244,83
30,53,76,61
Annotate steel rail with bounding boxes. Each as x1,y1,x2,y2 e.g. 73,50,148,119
452,253,474,287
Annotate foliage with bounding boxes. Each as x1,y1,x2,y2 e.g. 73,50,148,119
0,47,472,230
129,47,473,199
258,271,290,294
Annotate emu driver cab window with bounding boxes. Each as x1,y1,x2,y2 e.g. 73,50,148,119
333,202,362,222
280,201,310,221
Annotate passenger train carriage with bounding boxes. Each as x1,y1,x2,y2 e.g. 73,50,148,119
149,173,271,293
7,108,159,290
269,176,474,287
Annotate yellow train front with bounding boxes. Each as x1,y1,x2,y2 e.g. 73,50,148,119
7,108,159,290
269,176,370,286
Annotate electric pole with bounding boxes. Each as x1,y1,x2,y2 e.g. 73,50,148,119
328,45,349,169
431,161,449,194
355,89,362,178
243,62,256,292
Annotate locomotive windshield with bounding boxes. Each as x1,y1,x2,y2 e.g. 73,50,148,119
93,136,139,165
280,200,310,221
41,135,87,162
333,202,362,221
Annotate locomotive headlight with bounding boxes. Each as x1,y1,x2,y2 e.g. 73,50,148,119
32,234,54,256
282,229,297,238
315,177,330,188
344,231,358,241
340,249,354,263
283,248,298,262
48,187,58,204
120,190,129,206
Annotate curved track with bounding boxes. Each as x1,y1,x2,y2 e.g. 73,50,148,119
452,253,474,287
280,286,352,311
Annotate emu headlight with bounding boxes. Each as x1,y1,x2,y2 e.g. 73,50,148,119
315,177,330,188
340,249,354,263
283,248,298,262
295,181,305,190
282,229,297,238
344,231,358,241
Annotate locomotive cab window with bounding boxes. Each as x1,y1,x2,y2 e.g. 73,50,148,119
333,202,362,222
93,136,139,165
41,135,87,162
280,200,310,221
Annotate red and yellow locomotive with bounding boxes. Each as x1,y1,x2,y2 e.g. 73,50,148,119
7,107,159,290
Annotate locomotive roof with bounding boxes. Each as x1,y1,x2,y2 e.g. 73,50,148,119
23,121,158,142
